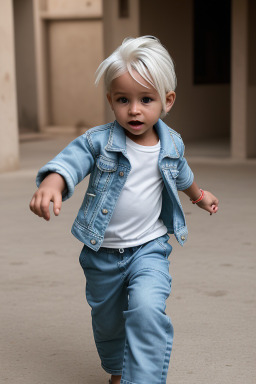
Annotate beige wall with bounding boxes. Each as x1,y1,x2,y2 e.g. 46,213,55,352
103,0,140,122
46,0,102,14
248,0,256,157
231,0,256,158
0,0,19,172
13,0,38,132
103,0,140,57
48,19,104,127
248,87,256,157
34,0,104,131
140,0,230,142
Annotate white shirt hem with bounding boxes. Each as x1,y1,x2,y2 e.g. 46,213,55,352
101,225,168,249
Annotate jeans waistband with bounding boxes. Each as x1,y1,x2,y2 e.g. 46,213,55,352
99,235,168,254
100,245,141,254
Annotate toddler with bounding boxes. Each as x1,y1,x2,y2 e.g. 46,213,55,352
30,36,219,384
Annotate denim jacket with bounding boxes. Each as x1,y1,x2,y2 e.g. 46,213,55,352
36,119,194,251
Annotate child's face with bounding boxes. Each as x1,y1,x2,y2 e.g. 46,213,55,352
107,71,175,144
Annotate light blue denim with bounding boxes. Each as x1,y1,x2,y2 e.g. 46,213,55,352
79,233,173,384
36,119,194,251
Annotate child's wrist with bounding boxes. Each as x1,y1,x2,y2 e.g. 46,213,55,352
42,172,66,192
191,189,204,204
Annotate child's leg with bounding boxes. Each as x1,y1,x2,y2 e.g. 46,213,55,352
79,246,128,377
121,235,173,384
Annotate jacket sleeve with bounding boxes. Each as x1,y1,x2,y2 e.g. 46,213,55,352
176,138,194,191
36,132,95,201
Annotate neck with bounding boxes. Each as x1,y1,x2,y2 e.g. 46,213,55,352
126,128,159,146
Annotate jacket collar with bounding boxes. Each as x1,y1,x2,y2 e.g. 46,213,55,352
154,119,180,159
105,119,180,159
105,121,127,155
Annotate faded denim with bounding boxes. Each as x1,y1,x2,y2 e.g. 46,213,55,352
79,234,173,384
36,119,194,251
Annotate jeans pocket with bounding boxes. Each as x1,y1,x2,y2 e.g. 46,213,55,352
154,234,172,258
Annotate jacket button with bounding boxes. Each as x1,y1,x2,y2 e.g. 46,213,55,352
102,209,108,215
119,171,124,177
181,236,186,241
90,239,97,245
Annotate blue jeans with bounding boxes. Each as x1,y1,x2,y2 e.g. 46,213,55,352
79,234,174,384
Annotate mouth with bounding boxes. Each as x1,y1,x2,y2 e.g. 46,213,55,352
128,120,144,129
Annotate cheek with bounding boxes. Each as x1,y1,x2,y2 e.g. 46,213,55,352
114,107,125,117
148,107,162,119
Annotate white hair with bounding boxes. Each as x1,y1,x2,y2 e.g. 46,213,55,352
95,36,177,116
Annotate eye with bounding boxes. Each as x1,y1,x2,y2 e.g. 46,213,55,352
141,97,152,104
118,97,128,104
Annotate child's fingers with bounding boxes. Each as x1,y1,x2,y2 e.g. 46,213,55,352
30,193,44,218
29,189,62,220
212,196,219,207
212,204,219,211
52,193,62,216
210,204,218,215
40,193,51,220
29,196,35,212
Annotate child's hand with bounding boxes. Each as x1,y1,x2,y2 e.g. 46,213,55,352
182,182,219,215
29,173,66,221
196,190,219,215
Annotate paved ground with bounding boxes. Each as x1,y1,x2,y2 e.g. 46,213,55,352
1,134,256,384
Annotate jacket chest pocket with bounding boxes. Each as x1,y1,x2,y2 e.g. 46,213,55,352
91,156,118,191
162,162,179,180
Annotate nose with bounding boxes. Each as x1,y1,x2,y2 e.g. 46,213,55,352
129,101,140,115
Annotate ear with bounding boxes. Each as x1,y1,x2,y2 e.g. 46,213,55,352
107,93,114,110
165,91,176,113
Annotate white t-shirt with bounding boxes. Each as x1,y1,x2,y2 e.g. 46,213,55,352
102,136,167,248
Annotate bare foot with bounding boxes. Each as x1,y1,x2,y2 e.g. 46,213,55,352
111,374,121,384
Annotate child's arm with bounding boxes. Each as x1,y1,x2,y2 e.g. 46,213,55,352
36,133,95,200
29,173,66,221
182,181,219,215
30,132,96,221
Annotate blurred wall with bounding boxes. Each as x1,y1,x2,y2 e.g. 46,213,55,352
103,0,140,123
47,19,104,128
140,0,230,142
34,0,104,131
13,0,38,132
231,0,256,158
0,0,19,172
248,0,256,157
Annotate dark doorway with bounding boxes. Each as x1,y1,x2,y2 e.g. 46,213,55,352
194,0,231,85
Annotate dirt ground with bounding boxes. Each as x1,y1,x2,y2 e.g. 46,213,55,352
1,136,255,384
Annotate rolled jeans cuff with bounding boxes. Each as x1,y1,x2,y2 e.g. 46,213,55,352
101,362,123,375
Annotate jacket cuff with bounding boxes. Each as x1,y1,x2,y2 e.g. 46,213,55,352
36,162,75,201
